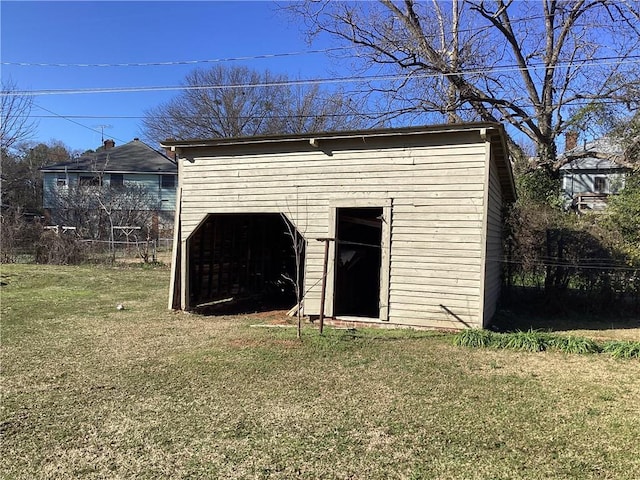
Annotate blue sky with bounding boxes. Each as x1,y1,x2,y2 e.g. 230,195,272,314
1,1,338,151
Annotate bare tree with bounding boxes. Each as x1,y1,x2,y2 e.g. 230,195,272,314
280,212,307,339
615,111,640,165
49,182,156,240
1,141,72,214
287,0,640,172
1,79,38,151
47,154,157,241
282,84,366,134
567,82,640,166
142,65,367,143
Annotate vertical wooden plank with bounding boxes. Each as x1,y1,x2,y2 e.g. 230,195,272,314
324,207,337,318
168,187,182,310
180,235,189,310
318,238,331,335
379,202,393,321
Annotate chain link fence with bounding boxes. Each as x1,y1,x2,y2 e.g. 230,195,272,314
1,212,173,265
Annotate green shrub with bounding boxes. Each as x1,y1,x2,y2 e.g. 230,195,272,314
547,335,601,354
453,330,636,358
500,330,549,352
605,173,640,262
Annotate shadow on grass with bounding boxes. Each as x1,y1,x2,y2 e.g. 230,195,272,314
492,286,640,333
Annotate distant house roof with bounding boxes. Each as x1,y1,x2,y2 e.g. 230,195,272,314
42,139,177,174
559,137,627,171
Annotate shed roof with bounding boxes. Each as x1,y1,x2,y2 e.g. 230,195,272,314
162,122,516,202
42,139,177,174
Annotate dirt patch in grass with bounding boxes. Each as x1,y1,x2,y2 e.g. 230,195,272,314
251,309,292,321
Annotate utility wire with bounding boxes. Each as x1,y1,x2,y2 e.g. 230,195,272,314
5,55,639,97
16,97,639,120
3,12,635,69
33,103,129,144
1,47,351,68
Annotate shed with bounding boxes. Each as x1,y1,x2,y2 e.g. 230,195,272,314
163,123,516,330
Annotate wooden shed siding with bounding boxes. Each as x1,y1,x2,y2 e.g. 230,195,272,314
178,136,490,328
482,156,504,325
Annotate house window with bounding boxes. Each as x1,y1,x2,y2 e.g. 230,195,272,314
56,175,67,188
161,175,176,189
594,177,606,193
111,173,124,188
78,175,101,187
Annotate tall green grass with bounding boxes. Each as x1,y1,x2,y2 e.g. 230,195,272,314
602,341,640,359
454,329,637,358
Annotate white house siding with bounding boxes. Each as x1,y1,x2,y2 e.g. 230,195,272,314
177,130,501,329
482,156,504,326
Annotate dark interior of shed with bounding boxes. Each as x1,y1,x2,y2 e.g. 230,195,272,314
334,207,383,318
187,213,303,314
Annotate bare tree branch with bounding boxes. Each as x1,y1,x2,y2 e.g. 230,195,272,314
142,65,368,143
285,0,640,172
1,79,38,151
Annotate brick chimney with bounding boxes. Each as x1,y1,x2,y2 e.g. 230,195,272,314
163,147,176,161
104,139,115,150
163,138,176,160
565,131,578,152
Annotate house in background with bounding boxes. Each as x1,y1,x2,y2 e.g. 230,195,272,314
559,134,631,212
42,138,178,235
163,123,516,330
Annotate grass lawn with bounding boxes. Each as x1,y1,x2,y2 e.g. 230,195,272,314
1,264,639,479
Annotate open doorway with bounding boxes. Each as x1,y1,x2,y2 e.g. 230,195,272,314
187,213,304,313
334,207,383,318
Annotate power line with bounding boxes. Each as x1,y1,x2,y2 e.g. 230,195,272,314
3,11,634,69
34,104,129,144
0,16,551,69
16,97,638,121
1,47,351,68
5,55,639,97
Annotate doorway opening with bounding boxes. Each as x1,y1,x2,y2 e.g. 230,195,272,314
334,207,383,318
187,213,304,313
